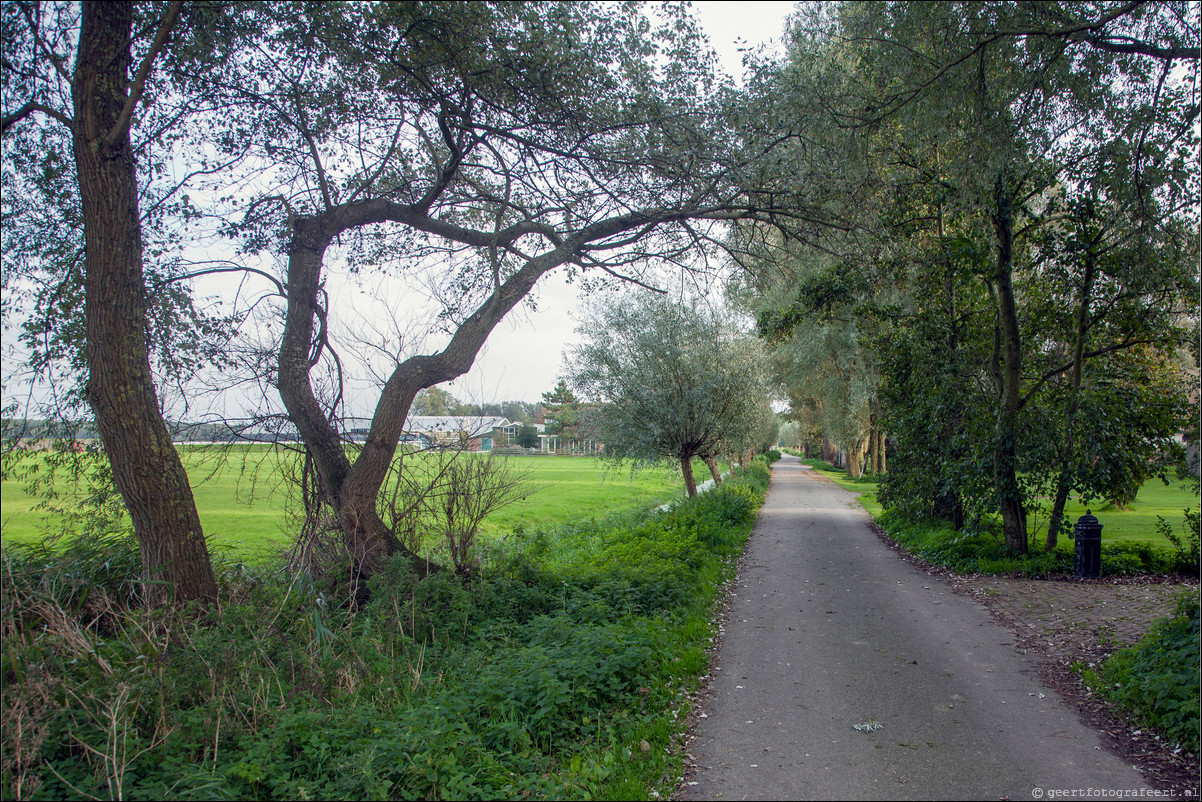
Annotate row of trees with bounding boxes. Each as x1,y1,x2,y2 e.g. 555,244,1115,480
743,1,1198,551
3,1,807,604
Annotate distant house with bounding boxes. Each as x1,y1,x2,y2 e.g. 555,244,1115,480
345,416,513,452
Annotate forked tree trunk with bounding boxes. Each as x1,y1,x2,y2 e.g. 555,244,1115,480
73,2,217,606
277,209,572,580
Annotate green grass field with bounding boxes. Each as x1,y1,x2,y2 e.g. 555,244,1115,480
1,446,704,562
802,460,1198,546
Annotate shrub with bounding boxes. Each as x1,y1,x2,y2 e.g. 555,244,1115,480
1099,541,1177,575
874,510,1182,577
1157,508,1200,573
1087,592,1200,753
2,457,770,801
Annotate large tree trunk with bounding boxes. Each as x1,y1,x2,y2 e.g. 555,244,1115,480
73,2,217,606
990,180,1028,554
277,210,567,580
845,437,867,479
276,221,424,579
822,436,837,465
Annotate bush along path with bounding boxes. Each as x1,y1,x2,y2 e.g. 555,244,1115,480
676,455,1155,801
1,460,772,800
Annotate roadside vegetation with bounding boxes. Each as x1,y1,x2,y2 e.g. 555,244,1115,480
788,451,1200,771
1,457,771,799
790,454,1199,577
1082,592,1200,755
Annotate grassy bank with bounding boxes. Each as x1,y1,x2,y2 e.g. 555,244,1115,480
1,457,772,800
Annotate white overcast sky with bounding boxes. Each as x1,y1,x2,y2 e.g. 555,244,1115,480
436,1,800,408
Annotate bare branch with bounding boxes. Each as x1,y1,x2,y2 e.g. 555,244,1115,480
16,0,72,82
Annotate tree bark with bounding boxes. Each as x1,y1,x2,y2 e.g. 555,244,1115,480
703,455,722,486
845,437,867,479
73,1,217,606
869,426,884,475
1046,250,1097,551
277,207,575,579
681,456,699,497
990,179,1028,553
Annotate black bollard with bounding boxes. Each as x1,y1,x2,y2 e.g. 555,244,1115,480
1073,510,1103,579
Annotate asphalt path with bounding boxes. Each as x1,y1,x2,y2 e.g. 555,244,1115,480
677,455,1151,801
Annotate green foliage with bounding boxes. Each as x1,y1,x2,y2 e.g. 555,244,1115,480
1157,509,1200,574
753,1,1198,544
567,292,775,481
1,458,769,799
874,510,1185,577
515,423,541,450
766,449,782,463
1086,593,1201,753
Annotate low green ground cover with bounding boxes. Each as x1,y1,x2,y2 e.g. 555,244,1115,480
1082,592,1201,754
798,459,1198,576
2,447,705,562
1,456,772,800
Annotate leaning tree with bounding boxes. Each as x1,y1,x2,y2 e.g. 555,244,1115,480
186,2,842,581
2,1,232,605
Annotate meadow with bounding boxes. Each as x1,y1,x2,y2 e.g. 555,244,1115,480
805,460,1197,545
1,445,707,560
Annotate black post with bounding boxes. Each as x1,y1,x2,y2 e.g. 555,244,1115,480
1073,510,1103,579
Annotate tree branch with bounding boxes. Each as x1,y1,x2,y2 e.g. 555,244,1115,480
1,99,72,133
16,0,72,82
1021,337,1155,407
104,0,185,150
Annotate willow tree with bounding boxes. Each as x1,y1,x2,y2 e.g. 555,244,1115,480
187,2,837,580
566,292,774,497
782,1,1199,552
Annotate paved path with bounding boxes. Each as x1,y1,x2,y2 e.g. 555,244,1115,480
677,455,1150,801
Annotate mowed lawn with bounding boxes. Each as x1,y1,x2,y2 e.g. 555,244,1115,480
1,446,697,563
